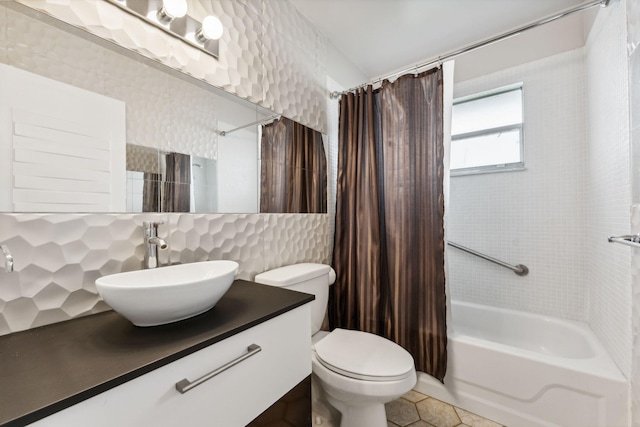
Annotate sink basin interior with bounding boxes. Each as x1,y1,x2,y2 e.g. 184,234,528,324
96,260,239,327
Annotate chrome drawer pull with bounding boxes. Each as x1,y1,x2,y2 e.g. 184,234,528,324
175,344,262,394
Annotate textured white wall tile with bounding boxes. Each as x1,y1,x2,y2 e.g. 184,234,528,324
261,0,326,132
102,50,174,152
0,6,5,65
167,213,265,281
2,7,224,158
126,145,159,174
263,0,316,52
15,0,328,133
0,213,329,335
183,0,264,103
0,3,332,334
0,213,164,334
6,5,106,96
166,76,219,159
263,214,330,272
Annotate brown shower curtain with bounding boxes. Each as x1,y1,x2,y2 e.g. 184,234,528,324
330,68,447,381
142,172,161,212
162,152,191,212
260,117,327,213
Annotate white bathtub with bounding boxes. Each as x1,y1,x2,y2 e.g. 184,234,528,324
414,301,628,427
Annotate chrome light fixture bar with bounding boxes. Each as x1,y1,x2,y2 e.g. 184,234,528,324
106,0,222,59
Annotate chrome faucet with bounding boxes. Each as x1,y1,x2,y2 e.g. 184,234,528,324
1,245,13,273
143,221,168,269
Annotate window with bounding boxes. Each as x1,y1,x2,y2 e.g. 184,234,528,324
451,83,524,175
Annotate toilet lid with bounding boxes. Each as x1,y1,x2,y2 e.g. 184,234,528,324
254,263,330,287
314,328,415,381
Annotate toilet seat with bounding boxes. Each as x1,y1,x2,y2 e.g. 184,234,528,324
313,328,414,382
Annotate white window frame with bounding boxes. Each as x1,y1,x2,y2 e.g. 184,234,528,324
451,83,525,176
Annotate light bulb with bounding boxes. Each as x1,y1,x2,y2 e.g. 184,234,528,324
196,15,223,42
157,0,187,23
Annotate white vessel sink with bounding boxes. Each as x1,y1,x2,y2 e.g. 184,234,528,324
96,260,239,327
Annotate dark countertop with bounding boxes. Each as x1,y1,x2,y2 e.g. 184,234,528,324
0,280,314,427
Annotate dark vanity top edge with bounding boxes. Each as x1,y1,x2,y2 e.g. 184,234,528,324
0,280,314,427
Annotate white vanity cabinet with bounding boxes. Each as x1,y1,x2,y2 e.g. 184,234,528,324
31,304,311,427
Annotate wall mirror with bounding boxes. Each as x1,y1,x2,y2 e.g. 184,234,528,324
0,2,327,214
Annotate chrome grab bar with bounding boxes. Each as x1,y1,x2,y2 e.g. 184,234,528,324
608,234,640,249
175,344,262,394
447,241,529,276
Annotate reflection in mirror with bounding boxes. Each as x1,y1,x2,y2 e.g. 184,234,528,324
0,1,326,214
126,144,219,213
260,117,327,213
126,144,159,212
191,157,217,213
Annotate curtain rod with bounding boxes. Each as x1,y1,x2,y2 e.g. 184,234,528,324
218,114,281,136
329,0,610,99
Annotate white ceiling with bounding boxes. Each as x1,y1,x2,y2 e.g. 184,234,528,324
289,0,600,83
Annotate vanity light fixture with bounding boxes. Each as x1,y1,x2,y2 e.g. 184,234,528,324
156,0,188,24
196,15,224,42
106,0,220,59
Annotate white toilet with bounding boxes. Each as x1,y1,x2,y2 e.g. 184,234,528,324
254,263,417,427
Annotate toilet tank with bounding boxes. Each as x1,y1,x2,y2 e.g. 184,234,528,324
254,263,333,335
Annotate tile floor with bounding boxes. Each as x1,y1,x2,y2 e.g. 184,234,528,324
385,390,505,427
312,389,504,427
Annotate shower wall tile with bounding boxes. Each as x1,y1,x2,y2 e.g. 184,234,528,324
0,213,329,336
585,0,632,378
452,0,633,379
450,48,589,322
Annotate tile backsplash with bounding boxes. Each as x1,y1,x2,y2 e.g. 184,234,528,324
0,213,329,335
